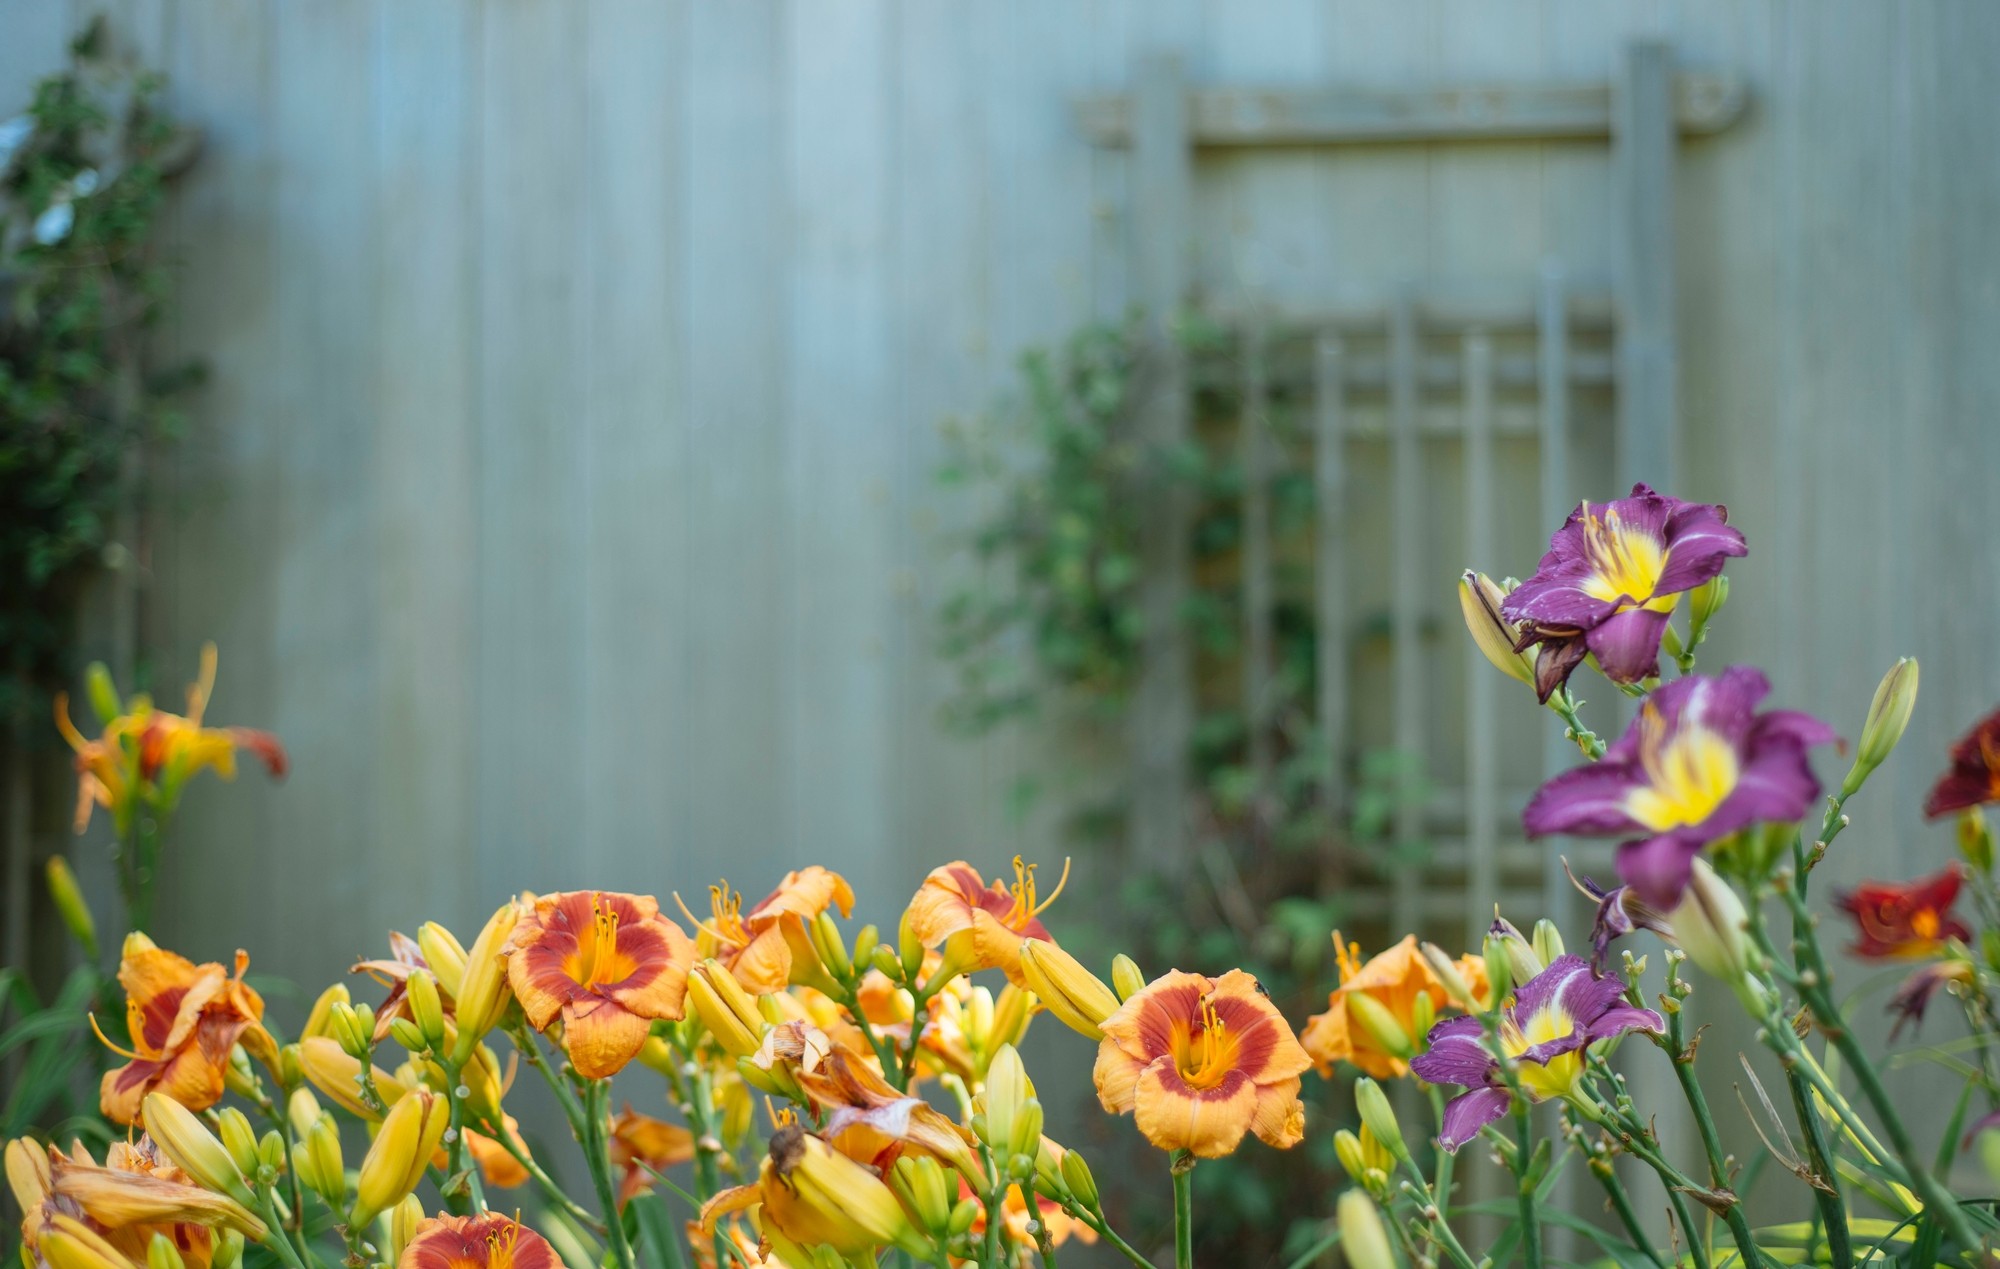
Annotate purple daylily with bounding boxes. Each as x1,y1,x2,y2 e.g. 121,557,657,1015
1412,955,1664,1153
1502,484,1746,700
1524,666,1836,909
1564,861,1673,967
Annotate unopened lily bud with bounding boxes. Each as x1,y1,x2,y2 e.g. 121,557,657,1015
302,984,349,1041
211,1229,243,1269
1018,940,1119,1041
406,970,445,1047
278,1045,303,1090
1419,942,1478,1010
1689,575,1729,633
415,922,468,1000
1345,992,1414,1061
215,1108,259,1177
38,1215,135,1269
1337,1190,1396,1269
780,1127,931,1258
328,1002,369,1059
84,662,122,725
256,1130,285,1174
809,912,853,981
142,1094,255,1207
869,943,904,981
123,931,158,957
351,1089,447,1227
688,961,763,1058
1962,809,1995,875
388,1017,427,1054
223,1047,262,1104
1459,571,1535,687
966,986,995,1051
891,1155,952,1233
948,1196,982,1237
1489,917,1543,986
1009,1098,1045,1161
451,899,521,1062
1409,991,1435,1045
1670,859,1754,988
286,1088,322,1137
1059,1148,1099,1210
388,1194,425,1263
458,1042,507,1123
301,1114,345,1206
989,984,1033,1050
148,1231,188,1269
1334,1130,1369,1186
1532,919,1566,967
851,923,880,971
981,1045,1031,1155
299,1036,405,1121
898,914,925,980
1482,931,1513,1004
1110,954,1145,1001
1353,1078,1409,1165
44,857,98,959
779,917,842,996
1845,658,1919,797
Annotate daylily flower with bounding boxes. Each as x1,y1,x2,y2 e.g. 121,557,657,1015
607,1106,695,1207
1566,866,1675,966
1412,955,1665,1152
1924,704,2000,819
12,1136,265,1269
95,937,274,1125
959,1174,1099,1267
683,868,856,994
354,931,454,1042
1523,667,1836,907
56,643,286,836
1094,969,1312,1159
1887,958,1975,1040
1501,485,1746,699
504,891,697,1079
397,1212,569,1269
464,1115,532,1191
905,857,1067,985
1301,935,1487,1080
1835,862,1973,959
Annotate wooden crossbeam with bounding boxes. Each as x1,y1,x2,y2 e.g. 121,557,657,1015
1075,73,1745,148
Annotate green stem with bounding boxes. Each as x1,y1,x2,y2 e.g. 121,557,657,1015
252,1187,313,1269
1573,1097,1712,1269
475,1109,604,1232
1171,1151,1194,1269
1546,688,1607,760
685,1060,736,1269
577,1077,639,1269
1781,1064,1852,1269
1512,1099,1543,1269
1657,1029,1775,1269
1068,1204,1160,1269
441,1057,487,1216
1581,1150,1666,1269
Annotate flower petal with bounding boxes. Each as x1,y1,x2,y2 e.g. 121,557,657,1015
1132,1059,1258,1159
1616,833,1703,910
1436,1087,1512,1153
1523,762,1648,838
560,999,652,1080
1092,1042,1148,1114
1248,1077,1306,1150
1409,1016,1491,1088
1652,502,1747,595
1584,607,1672,685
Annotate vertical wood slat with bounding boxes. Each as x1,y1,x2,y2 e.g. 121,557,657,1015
1129,52,1193,875
1240,316,1273,786
1462,329,1497,950
1614,39,1679,490
1388,292,1423,933
1313,334,1348,871
1537,263,1574,929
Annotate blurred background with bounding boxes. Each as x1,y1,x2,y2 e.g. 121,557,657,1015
5,2,2000,1263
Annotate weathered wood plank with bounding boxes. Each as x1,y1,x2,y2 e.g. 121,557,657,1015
1536,263,1576,931
1462,329,1497,949
1313,334,1348,876
1075,72,1747,147
1388,292,1422,935
1240,316,1273,786
1614,40,1680,490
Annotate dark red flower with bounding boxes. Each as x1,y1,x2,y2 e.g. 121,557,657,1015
1835,863,1973,959
1924,705,2000,820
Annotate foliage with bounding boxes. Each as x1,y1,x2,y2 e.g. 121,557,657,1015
0,19,197,724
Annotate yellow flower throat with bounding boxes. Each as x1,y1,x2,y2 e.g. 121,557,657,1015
1577,507,1675,611
1173,999,1237,1091
1500,1003,1583,1101
1624,702,1740,832
564,894,634,989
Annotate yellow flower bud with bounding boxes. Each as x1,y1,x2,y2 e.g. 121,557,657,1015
965,986,994,1051
388,1017,428,1054
1345,991,1414,1061
809,911,853,981
458,1042,507,1124
988,984,1033,1050
851,924,880,971
775,1128,930,1258
1459,571,1535,687
286,1088,322,1137
7,1137,51,1209
688,963,763,1059
147,1231,188,1269
1353,1078,1409,1165
1337,1190,1396,1269
1689,575,1729,633
44,857,98,959
1531,919,1566,967
1489,917,1543,986
780,916,842,996
947,1196,981,1236
302,984,349,1041
416,922,468,1000
1418,942,1478,1010
300,1114,345,1207
1059,1147,1099,1210
299,1035,407,1121
406,970,445,1047
37,1214,136,1269
1009,1098,1045,1163
1845,657,1919,797
1110,954,1145,1001
122,931,157,958
387,1194,425,1264
1961,809,1995,875
981,1044,1031,1156
256,1131,285,1174
868,943,903,981
1017,940,1119,1041
211,1229,243,1269
451,898,522,1062
142,1093,255,1207
890,1155,952,1233
898,913,925,979
1408,991,1435,1046
350,1088,447,1227
328,1002,371,1059
215,1108,259,1177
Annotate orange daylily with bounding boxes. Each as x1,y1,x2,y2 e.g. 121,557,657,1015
464,1115,532,1190
504,891,697,1079
755,1020,982,1178
608,1106,696,1207
959,1172,1099,1267
904,857,1068,985
9,1136,265,1269
1301,934,1488,1080
56,643,286,836
1094,969,1312,1159
96,936,274,1125
685,868,855,994
398,1212,569,1269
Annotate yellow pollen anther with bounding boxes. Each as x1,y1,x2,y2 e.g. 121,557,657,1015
1333,931,1363,983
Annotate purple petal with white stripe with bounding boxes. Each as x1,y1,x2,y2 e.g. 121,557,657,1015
1437,1087,1513,1152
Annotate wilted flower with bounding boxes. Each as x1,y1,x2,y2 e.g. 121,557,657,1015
96,940,272,1126
700,1123,930,1259
1412,955,1664,1152
1565,864,1674,966
1302,934,1486,1080
352,932,452,1043
13,1136,265,1269
684,868,856,995
607,1107,695,1207
504,891,697,1079
1094,969,1311,1159
397,1213,569,1269
1501,485,1746,699
1924,704,2000,819
905,857,1067,985
1835,862,1973,959
1887,958,1976,1040
1524,667,1836,907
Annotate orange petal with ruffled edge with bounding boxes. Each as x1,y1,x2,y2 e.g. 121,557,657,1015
399,1213,567,1269
1250,1076,1306,1149
1092,1041,1147,1115
560,998,653,1080
1133,1061,1259,1159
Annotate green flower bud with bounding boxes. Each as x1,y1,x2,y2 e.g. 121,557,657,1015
1689,575,1729,634
948,1197,982,1237
406,970,445,1047
1844,658,1919,797
870,943,905,981
1346,992,1414,1061
84,662,122,726
1531,919,1565,967
388,1017,428,1054
43,857,97,960
1353,1078,1409,1165
1419,942,1479,1010
1110,954,1145,1002
148,1232,188,1269
810,911,853,981
1009,1098,1045,1161
1489,917,1543,986
257,1130,286,1174
851,924,880,972
1060,1148,1099,1210
211,1229,244,1269
1670,859,1755,988
215,1108,259,1177
898,914,926,980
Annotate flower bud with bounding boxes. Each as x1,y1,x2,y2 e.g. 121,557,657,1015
1961,809,1994,876
327,1002,369,1059
1489,917,1543,986
688,961,764,1058
966,986,995,1051
416,922,468,1000
869,943,904,981
1408,991,1435,1046
948,1196,982,1237
1459,571,1535,687
1353,1078,1409,1165
279,1045,303,1090
1059,1147,1099,1210
1418,942,1478,1010
302,984,349,1041
211,1229,243,1269
1344,992,1414,1061
779,1128,931,1258
458,1042,507,1124
84,662,122,725
388,1195,425,1263
1482,930,1514,1004
1110,954,1145,1002
299,1035,406,1121
1532,920,1566,967
406,970,446,1047
981,1045,1031,1155
989,984,1033,1050
1017,940,1119,1041
1337,1190,1396,1269
37,1215,135,1269
142,1093,255,1207
1669,858,1754,987
256,1131,285,1174
851,922,880,967
809,912,854,981
780,917,842,996
148,1232,188,1269
388,1017,428,1054
1845,658,1919,797
451,899,521,1062
351,1088,447,1227
1009,1098,1045,1161
300,1114,345,1207
898,914,925,980
1333,1130,1369,1186
215,1108,259,1177
891,1155,952,1233
286,1088,322,1137
123,931,158,957
1689,575,1729,633
44,857,98,960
